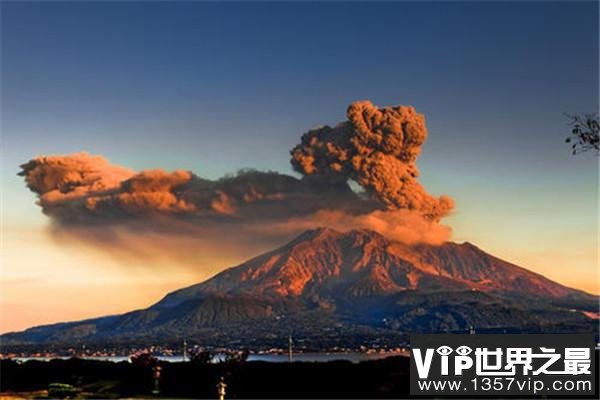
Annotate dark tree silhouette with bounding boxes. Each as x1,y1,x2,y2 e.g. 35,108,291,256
189,347,213,364
130,351,158,368
565,113,599,155
222,348,249,365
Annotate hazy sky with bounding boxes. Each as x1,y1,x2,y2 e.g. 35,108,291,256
1,1,598,333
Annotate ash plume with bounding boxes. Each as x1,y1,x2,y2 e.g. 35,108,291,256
19,101,454,267
291,101,454,220
19,153,373,224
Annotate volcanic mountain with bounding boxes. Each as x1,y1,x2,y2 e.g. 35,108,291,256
2,228,597,347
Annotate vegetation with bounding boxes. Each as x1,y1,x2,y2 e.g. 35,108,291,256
189,347,213,364
2,353,599,399
565,113,599,155
47,383,79,399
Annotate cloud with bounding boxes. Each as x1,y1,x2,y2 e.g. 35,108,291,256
260,209,452,246
20,153,377,223
19,101,454,267
291,101,454,220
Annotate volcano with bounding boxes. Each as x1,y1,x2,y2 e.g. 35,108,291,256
2,228,597,347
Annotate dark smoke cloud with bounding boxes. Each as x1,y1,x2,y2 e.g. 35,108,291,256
291,101,454,220
19,153,373,224
19,101,454,267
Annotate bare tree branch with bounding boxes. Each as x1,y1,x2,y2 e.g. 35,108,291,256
565,113,599,155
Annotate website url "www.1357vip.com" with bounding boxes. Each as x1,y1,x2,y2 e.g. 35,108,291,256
410,334,595,397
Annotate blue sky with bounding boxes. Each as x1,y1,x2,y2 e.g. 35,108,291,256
3,1,597,172
1,1,598,325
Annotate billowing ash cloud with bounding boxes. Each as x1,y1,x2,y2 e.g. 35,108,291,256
19,101,454,267
291,101,454,221
19,153,373,224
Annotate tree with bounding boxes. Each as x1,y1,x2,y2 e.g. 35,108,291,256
129,351,160,393
222,348,249,365
130,351,158,368
565,113,599,155
189,346,213,364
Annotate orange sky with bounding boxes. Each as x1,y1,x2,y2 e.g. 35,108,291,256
1,219,597,334
1,227,214,333
2,0,598,336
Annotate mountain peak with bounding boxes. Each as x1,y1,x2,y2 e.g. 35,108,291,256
291,226,342,241
158,227,591,309
291,227,386,241
3,228,597,345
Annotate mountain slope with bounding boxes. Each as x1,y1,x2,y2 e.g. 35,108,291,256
157,228,590,305
2,228,597,346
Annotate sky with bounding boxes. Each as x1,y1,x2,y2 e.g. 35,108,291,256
1,1,598,333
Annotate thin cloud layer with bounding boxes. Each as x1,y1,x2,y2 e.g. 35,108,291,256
19,101,454,267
